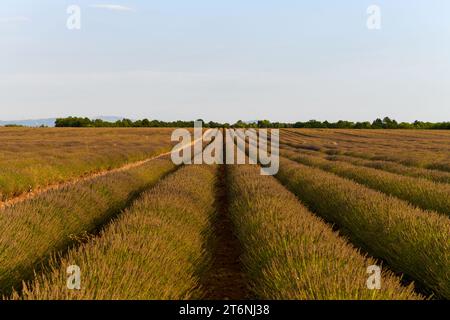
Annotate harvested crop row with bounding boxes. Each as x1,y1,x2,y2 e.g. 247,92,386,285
264,131,449,189
281,130,450,172
283,129,450,152
325,154,450,185
0,158,176,295
341,150,450,172
276,157,450,299
281,147,450,217
228,164,420,300
14,165,217,300
281,139,450,186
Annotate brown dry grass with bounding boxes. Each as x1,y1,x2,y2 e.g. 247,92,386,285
0,128,175,200
281,129,450,171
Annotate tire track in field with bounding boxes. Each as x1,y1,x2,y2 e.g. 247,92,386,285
200,130,250,300
0,139,202,210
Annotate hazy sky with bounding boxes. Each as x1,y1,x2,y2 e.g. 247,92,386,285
1,0,449,122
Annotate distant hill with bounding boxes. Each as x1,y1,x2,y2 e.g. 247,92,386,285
0,118,57,127
0,116,124,127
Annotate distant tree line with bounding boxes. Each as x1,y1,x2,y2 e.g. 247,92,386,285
54,116,450,130
3,124,25,127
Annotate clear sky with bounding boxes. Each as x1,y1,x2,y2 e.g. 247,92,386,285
1,0,449,122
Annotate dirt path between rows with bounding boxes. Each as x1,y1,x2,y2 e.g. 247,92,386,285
0,139,202,210
200,132,250,300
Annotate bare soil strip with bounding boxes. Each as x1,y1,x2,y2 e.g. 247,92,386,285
200,134,250,300
0,139,201,210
